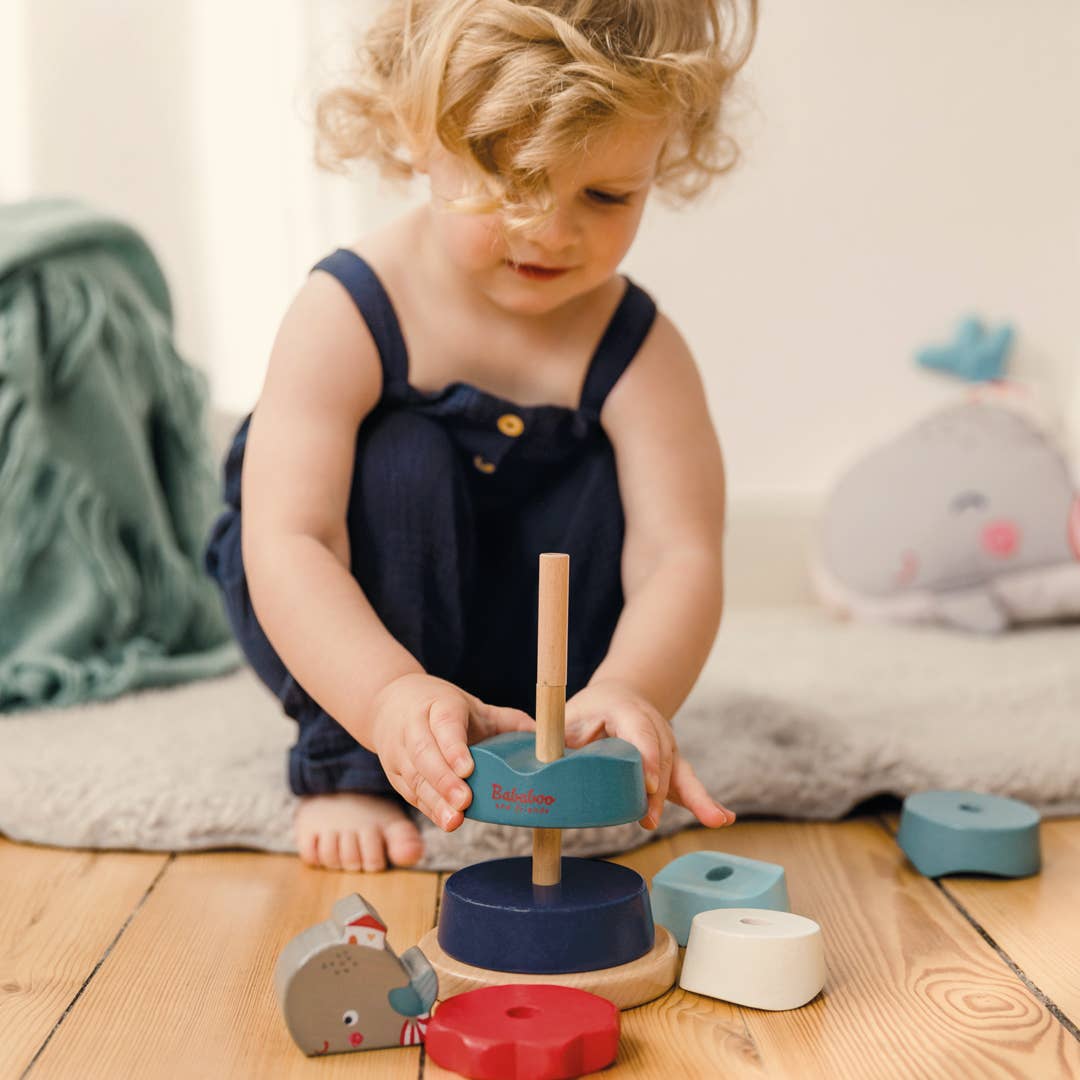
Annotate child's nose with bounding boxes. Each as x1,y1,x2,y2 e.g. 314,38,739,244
527,205,580,253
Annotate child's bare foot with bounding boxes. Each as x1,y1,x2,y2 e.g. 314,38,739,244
295,793,424,872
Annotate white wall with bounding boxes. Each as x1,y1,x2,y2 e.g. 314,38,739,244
6,0,206,363
6,1,1079,500
0,0,31,198
637,2,1080,497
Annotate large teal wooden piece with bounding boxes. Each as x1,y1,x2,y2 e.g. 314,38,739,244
897,790,1041,878
463,732,647,828
651,851,790,946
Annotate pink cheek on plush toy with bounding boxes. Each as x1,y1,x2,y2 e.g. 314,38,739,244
894,549,919,586
982,520,1020,558
349,1032,365,1048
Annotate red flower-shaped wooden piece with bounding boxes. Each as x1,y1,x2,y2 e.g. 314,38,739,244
425,984,619,1080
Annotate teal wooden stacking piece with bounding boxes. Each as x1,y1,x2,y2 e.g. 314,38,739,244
462,732,647,829
651,851,790,946
897,790,1041,878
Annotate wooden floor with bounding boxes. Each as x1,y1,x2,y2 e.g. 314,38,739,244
3,815,1079,1080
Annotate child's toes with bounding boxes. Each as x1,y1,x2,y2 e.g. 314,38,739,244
317,830,343,870
297,827,320,867
338,829,364,872
358,825,388,872
384,819,424,867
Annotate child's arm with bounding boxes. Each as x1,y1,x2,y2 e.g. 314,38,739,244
565,311,730,829
241,273,532,830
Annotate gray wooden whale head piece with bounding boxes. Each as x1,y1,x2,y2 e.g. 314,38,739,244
274,893,438,1056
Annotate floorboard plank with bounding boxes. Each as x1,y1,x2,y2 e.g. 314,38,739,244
29,853,436,1080
672,820,1080,1079
0,838,168,1080
897,815,1080,1033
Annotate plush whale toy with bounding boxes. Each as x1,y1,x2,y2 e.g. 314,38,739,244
813,389,1080,633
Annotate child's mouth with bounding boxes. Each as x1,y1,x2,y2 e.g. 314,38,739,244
506,261,571,281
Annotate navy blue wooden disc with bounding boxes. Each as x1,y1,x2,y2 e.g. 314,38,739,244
437,857,655,974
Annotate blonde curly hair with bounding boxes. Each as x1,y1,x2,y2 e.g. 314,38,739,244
315,0,757,229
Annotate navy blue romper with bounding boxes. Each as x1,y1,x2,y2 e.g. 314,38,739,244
204,249,658,798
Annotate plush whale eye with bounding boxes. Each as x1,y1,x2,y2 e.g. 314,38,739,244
343,1010,359,1026
951,490,988,513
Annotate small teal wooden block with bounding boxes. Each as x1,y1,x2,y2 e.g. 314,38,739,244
463,732,647,829
651,851,791,946
897,790,1041,878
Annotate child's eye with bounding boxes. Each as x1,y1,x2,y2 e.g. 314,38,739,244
585,189,631,206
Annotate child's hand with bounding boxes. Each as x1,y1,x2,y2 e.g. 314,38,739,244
370,673,535,832
564,678,735,831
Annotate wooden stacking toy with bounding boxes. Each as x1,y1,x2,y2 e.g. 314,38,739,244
897,789,1042,878
425,984,619,1080
679,908,826,1011
419,554,678,1009
651,850,790,947
275,893,437,1056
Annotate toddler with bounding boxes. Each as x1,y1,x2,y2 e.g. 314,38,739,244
205,0,757,871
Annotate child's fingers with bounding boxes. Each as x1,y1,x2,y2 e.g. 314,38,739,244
595,704,672,829
668,754,734,828
641,721,675,829
404,710,471,829
414,774,465,831
428,696,477,779
565,703,665,795
396,765,459,833
468,699,536,742
562,709,606,746
385,764,432,825
408,785,441,830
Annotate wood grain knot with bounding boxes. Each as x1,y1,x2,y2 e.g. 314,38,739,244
915,971,1044,1034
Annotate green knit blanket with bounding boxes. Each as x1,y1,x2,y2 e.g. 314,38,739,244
0,198,239,711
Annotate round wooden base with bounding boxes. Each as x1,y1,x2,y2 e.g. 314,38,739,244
419,925,679,1011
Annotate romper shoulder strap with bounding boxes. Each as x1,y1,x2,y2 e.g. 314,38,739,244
578,277,658,420
310,248,409,396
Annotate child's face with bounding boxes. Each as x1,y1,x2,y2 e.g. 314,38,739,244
423,122,668,317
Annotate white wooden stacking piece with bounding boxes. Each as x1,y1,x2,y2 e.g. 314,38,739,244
679,908,825,1011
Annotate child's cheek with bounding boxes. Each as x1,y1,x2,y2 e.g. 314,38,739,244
441,214,504,271
605,210,645,268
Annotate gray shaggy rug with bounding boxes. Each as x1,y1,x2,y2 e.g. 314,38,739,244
2,607,1078,870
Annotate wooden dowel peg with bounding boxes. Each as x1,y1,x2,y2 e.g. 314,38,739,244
536,553,569,688
533,554,569,887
